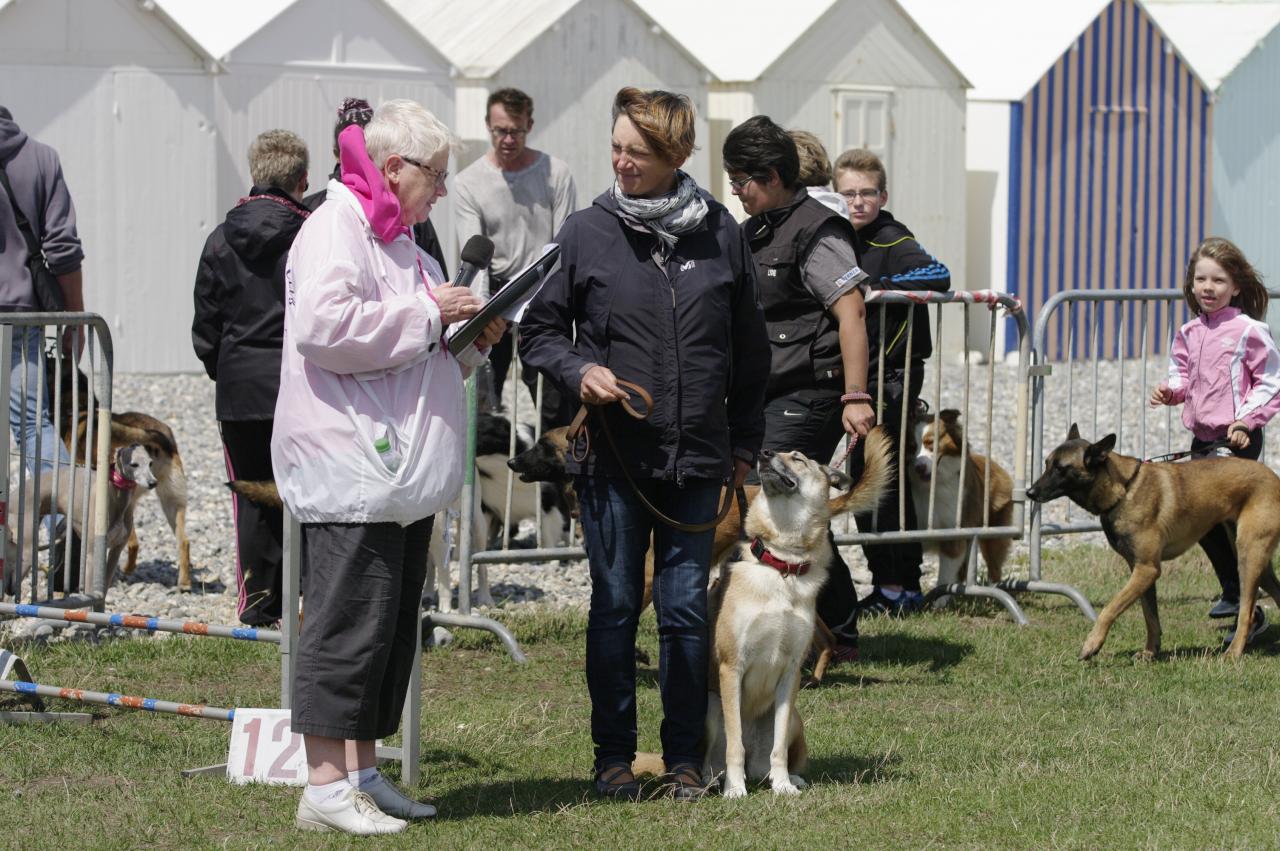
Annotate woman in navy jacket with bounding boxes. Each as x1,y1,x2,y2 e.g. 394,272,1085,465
520,87,769,801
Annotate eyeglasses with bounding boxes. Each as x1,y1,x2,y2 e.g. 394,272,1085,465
489,126,529,139
838,188,884,202
401,156,448,186
727,175,756,192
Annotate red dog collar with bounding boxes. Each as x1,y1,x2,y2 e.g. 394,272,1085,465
109,467,136,491
750,537,810,577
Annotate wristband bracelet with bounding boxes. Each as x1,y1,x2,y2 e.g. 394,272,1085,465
841,392,872,404
1229,423,1250,435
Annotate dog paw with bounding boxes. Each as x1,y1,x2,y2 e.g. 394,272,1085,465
1078,637,1103,661
474,593,496,609
788,774,808,789
770,778,801,796
1132,649,1157,662
722,784,747,799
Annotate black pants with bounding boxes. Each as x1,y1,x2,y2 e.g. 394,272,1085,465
221,419,284,626
851,382,924,591
756,388,860,640
293,517,433,740
1192,428,1263,601
489,327,515,400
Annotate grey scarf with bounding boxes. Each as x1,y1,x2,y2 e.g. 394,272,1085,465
611,170,708,253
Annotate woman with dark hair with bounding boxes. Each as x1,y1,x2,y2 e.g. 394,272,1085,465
520,87,770,801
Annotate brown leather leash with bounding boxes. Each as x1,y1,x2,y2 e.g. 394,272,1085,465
568,378,737,533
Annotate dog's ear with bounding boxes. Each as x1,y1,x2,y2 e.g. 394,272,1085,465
940,409,960,425
1068,423,1081,440
1085,433,1117,468
824,466,853,492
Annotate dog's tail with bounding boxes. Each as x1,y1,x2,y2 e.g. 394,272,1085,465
226,480,283,509
631,753,666,777
828,425,895,516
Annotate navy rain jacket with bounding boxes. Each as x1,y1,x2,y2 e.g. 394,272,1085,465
519,188,770,482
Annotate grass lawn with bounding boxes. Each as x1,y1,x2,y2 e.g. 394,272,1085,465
4,544,1280,849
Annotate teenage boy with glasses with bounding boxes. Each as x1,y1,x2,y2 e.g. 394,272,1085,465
453,88,577,424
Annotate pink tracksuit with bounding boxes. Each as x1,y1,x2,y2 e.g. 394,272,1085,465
1161,306,1280,441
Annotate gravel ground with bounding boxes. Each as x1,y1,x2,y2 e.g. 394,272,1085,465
7,350,1280,643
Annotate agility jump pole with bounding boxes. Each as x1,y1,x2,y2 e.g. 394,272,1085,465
0,602,281,644
0,679,234,721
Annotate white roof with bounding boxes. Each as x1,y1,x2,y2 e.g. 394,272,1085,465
152,0,298,62
898,0,1113,101
1145,1,1280,90
633,0,838,82
387,0,582,78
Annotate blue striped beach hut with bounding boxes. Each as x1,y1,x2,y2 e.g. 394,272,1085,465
905,0,1211,358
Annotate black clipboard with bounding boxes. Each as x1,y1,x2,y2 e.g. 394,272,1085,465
447,243,561,356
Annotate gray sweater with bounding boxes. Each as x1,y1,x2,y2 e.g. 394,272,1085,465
0,117,82,308
453,151,576,297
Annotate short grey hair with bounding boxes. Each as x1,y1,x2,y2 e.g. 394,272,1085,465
248,129,308,191
363,99,456,168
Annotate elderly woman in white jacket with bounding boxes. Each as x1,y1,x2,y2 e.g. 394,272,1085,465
272,100,504,836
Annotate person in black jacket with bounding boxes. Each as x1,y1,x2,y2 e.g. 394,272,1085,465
723,117,875,664
192,129,309,626
520,88,769,802
304,98,448,275
833,147,951,620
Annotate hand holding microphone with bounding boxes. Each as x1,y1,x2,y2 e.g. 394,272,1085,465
435,235,495,325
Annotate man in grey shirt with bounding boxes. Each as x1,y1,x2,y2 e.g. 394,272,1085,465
454,88,576,419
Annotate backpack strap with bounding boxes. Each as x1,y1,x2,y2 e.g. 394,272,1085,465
0,157,46,265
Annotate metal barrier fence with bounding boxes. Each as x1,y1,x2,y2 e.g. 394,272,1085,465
1028,288,1280,598
0,314,112,607
451,289,1098,643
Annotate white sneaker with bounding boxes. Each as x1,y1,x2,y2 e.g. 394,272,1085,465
295,788,408,835
362,776,439,820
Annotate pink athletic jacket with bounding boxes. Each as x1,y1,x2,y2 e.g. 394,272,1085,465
1160,306,1280,441
271,128,484,523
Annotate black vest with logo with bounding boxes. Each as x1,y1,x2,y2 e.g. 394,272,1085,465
745,191,859,398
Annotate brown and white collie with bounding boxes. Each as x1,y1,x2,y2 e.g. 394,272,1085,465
907,409,1014,587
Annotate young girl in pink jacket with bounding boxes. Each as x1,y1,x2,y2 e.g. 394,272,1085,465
1151,237,1280,641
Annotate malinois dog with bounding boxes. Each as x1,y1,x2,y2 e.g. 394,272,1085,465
1026,424,1280,660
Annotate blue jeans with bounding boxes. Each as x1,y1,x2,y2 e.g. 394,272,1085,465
9,327,68,476
576,475,721,772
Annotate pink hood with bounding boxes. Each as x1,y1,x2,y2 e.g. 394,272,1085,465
338,124,409,243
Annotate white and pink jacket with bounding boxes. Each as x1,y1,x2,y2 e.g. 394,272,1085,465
1161,306,1280,441
271,127,484,524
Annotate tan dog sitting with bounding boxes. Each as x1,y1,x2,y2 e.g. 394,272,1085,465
703,427,893,796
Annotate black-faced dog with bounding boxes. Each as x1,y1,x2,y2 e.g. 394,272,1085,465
1026,424,1280,660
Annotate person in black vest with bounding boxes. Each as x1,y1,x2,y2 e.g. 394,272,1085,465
192,129,310,626
834,147,951,619
305,98,448,275
722,116,874,664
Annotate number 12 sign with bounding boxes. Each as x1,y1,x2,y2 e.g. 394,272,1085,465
227,708,306,785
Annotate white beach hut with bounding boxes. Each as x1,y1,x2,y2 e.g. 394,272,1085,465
637,0,970,350
390,0,713,246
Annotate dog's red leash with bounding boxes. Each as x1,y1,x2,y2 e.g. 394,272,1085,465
833,434,860,469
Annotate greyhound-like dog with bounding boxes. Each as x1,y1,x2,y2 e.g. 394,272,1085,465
4,443,155,596
1026,424,1280,660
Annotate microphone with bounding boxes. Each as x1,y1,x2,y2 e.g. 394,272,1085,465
454,235,495,292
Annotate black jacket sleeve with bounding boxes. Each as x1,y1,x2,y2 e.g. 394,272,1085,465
517,217,594,397
191,243,223,381
726,227,770,462
871,235,950,293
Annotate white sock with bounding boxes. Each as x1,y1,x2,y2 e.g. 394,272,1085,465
348,766,382,789
304,777,352,806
